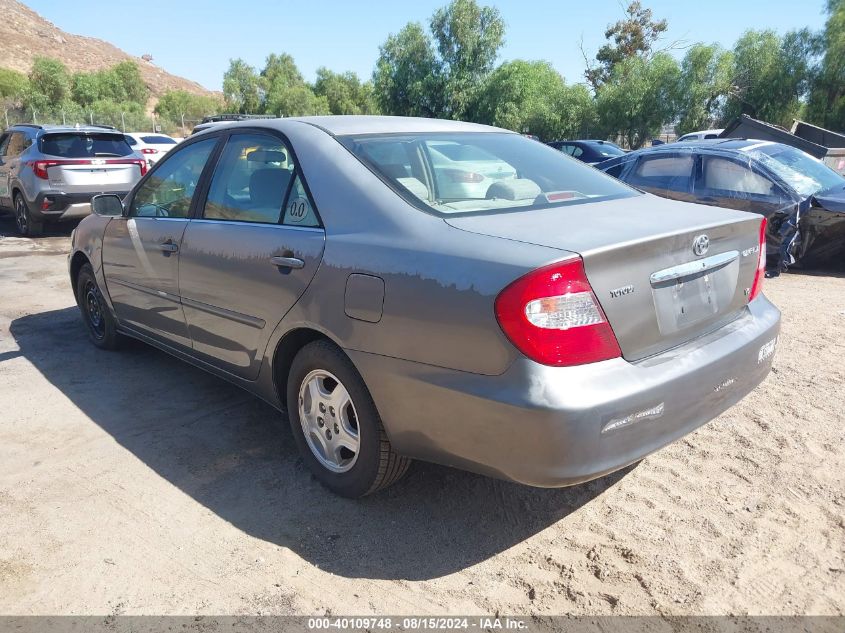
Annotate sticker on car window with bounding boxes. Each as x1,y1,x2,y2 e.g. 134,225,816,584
287,197,310,223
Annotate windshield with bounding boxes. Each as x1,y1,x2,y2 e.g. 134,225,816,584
340,132,637,215
141,135,177,145
40,133,133,158
750,144,845,198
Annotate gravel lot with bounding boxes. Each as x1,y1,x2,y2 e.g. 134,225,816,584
1,218,843,617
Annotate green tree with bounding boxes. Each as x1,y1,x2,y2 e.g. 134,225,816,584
0,68,28,126
71,72,102,108
807,0,845,131
373,22,444,117
155,90,221,130
373,0,504,119
259,53,329,116
472,60,595,141
430,0,505,118
26,56,71,111
585,1,668,90
595,52,681,149
314,68,376,115
675,44,734,135
222,58,262,113
724,29,815,127
111,60,148,105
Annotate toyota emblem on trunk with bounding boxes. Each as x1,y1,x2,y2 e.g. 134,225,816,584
692,234,710,256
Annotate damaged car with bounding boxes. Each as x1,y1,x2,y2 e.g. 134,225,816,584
598,139,845,271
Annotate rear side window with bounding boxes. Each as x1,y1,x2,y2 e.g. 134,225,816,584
627,155,694,193
341,132,636,215
141,135,177,145
4,133,27,157
203,132,319,227
124,135,138,146
40,133,133,158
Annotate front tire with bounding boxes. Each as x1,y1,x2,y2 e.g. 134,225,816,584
287,340,410,497
14,193,43,237
76,263,122,350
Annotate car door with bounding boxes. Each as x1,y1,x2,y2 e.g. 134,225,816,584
177,130,325,380
101,136,220,348
0,133,11,207
692,153,795,215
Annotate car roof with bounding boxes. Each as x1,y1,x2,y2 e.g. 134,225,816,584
645,138,776,152
11,124,122,135
196,115,508,137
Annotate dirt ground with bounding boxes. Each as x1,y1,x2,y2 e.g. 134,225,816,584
0,218,843,617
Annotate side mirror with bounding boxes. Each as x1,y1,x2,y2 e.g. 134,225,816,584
91,194,124,217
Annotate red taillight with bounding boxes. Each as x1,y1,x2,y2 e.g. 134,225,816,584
442,168,484,183
749,217,767,302
141,148,158,154
494,258,622,367
28,160,58,179
133,159,148,176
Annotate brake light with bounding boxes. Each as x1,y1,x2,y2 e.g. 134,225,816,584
28,160,58,179
443,169,484,183
749,217,767,302
494,258,622,366
133,159,148,176
141,148,158,154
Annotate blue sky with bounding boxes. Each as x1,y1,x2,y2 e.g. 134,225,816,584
25,0,828,91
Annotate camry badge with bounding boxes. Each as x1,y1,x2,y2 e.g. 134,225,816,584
692,234,710,256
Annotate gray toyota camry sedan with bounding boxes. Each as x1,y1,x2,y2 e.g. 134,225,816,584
69,116,780,497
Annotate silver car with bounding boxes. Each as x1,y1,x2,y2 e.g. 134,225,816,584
69,116,780,498
0,124,146,236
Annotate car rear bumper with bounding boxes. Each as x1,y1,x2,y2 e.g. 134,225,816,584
31,191,129,221
348,295,781,487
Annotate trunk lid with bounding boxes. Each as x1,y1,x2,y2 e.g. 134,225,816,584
47,161,141,192
445,193,763,361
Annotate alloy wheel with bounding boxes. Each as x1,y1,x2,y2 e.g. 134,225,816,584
298,369,360,473
14,197,28,235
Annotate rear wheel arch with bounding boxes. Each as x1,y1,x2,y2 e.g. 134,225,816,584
272,328,338,409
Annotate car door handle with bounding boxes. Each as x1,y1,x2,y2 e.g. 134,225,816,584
158,241,179,253
270,256,305,269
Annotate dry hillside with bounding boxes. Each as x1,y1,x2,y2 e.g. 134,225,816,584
0,0,214,102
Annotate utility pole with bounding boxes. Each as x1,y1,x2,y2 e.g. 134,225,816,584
32,108,37,124
121,112,126,132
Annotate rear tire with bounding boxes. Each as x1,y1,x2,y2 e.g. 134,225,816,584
286,340,410,497
13,193,43,237
76,263,123,350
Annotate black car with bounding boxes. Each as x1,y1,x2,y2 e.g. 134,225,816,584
547,140,627,165
597,139,845,271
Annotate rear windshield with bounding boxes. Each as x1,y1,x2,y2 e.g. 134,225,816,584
40,133,133,158
340,132,637,215
141,135,177,145
587,142,626,158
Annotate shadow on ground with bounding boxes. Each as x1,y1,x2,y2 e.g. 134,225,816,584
0,215,79,238
9,306,633,581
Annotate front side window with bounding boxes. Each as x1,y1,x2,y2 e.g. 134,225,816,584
203,133,318,226
130,138,217,218
698,156,779,197
341,132,636,215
